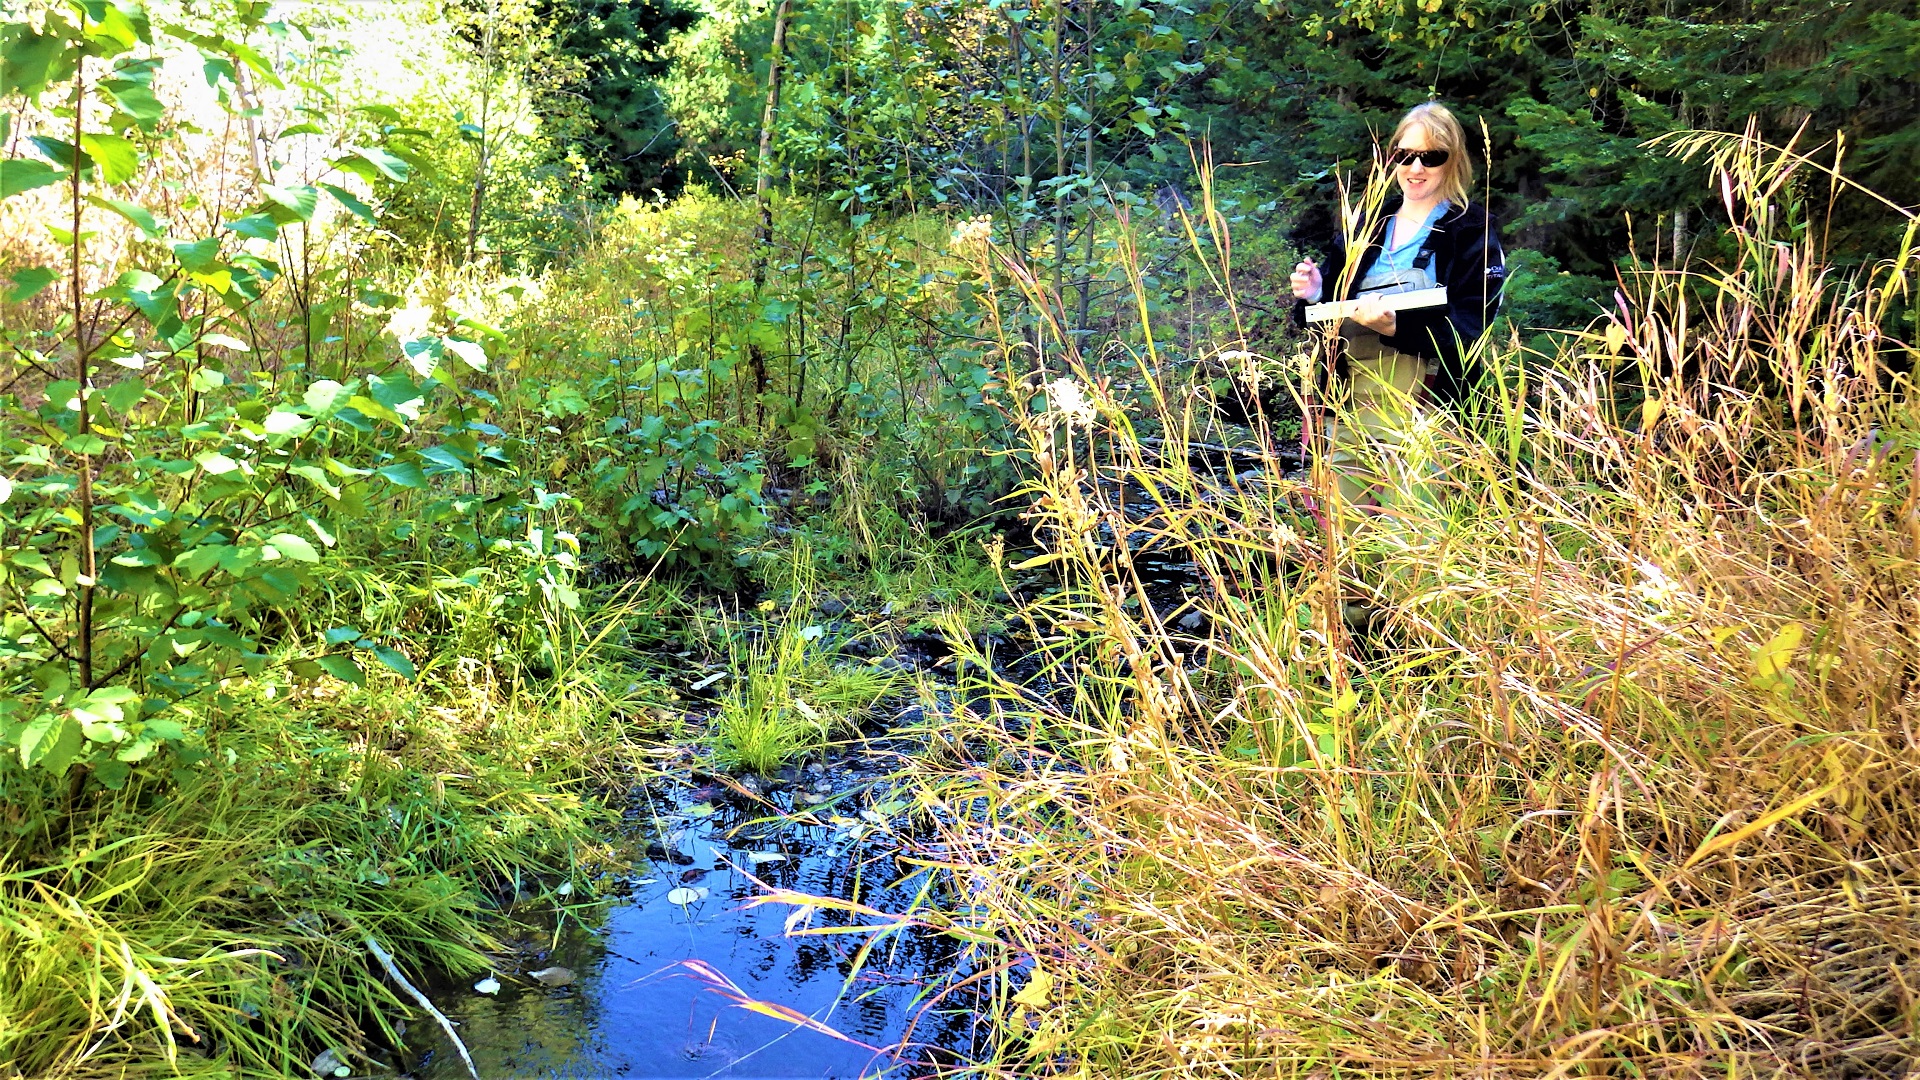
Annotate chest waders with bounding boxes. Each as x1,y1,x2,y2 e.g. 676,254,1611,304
1326,242,1447,530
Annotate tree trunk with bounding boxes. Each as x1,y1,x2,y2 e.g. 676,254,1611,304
464,0,501,265
750,0,794,425
1076,0,1095,333
1051,0,1066,313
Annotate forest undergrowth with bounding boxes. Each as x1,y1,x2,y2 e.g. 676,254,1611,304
5,0,1919,1074
902,134,1920,1077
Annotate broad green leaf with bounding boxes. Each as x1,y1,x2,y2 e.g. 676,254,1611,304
402,337,439,378
201,333,249,352
174,545,224,577
102,79,165,127
172,237,220,271
19,713,83,772
369,645,415,680
344,145,409,182
0,476,10,504
261,183,318,222
304,379,349,413
376,462,427,488
82,1,148,51
5,267,55,302
288,464,340,498
189,367,225,391
322,626,361,646
1,31,64,97
418,446,468,473
28,135,86,171
442,337,487,370
224,213,278,241
262,409,308,436
315,654,364,685
79,133,139,184
194,451,240,475
266,532,319,563
1,158,65,199
93,758,132,787
88,195,160,237
319,182,375,223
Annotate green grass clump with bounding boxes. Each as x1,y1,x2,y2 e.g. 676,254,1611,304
0,663,652,1078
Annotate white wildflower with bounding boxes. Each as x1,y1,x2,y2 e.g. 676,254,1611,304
949,214,994,255
1633,559,1684,609
1046,378,1097,428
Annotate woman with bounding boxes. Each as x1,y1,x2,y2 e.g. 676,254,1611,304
1290,102,1507,518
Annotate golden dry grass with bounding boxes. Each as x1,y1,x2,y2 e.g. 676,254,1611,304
905,131,1920,1078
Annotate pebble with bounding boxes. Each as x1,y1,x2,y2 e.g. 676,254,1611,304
529,966,575,988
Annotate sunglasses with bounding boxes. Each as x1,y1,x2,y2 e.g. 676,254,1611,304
1390,148,1451,168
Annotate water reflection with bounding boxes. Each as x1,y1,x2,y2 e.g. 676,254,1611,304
414,760,984,1079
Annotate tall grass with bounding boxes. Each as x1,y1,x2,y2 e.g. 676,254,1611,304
0,578,664,1078
909,131,1920,1076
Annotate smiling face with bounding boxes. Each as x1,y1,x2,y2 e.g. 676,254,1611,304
1394,124,1446,205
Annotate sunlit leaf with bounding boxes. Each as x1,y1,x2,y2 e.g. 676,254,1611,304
261,183,318,222
267,533,319,563
102,79,165,126
344,144,409,182
1012,967,1054,1009
223,213,277,241
376,462,427,488
319,182,375,223
5,266,55,302
2,158,64,199
304,380,349,413
78,133,139,184
88,195,160,237
442,337,487,370
1753,621,1804,681
1009,551,1065,570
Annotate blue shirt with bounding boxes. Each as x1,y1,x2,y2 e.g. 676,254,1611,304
1359,200,1449,294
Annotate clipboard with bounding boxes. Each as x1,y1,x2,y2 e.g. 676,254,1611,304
1304,286,1448,324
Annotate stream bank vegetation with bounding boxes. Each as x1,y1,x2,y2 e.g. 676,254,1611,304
3,0,1918,1074
905,136,1920,1076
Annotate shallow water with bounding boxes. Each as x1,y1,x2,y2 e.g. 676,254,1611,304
411,740,981,1080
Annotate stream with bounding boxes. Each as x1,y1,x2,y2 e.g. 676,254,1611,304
400,463,1247,1079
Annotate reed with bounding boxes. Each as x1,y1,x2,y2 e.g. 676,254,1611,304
909,130,1920,1077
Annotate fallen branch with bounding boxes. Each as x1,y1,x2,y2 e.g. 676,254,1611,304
364,936,479,1080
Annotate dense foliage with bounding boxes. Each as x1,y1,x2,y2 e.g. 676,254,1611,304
3,0,1917,1074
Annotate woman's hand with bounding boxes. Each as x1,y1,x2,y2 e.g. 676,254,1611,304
1290,258,1322,302
1353,293,1397,336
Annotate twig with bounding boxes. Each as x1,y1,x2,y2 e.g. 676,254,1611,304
363,936,479,1080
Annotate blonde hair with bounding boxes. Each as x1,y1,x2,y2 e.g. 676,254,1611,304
1390,102,1474,207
